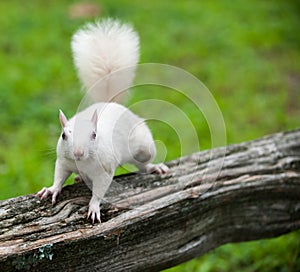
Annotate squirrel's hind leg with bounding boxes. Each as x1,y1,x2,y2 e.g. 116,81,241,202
132,145,169,175
129,122,169,175
144,163,169,175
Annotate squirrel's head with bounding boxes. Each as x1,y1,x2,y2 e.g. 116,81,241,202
57,109,98,161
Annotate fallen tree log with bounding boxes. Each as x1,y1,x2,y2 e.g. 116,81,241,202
0,128,300,271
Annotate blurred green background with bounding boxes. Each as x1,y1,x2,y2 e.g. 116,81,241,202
0,0,299,271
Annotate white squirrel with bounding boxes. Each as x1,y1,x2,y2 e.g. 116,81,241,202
36,19,169,223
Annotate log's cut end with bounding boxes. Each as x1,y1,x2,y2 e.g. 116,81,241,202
0,129,300,272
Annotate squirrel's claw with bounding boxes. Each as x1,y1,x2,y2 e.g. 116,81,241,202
87,211,101,224
146,163,169,175
87,206,101,224
36,187,50,199
51,191,58,205
36,186,60,205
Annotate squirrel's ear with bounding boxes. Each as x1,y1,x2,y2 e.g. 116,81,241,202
91,110,98,129
59,109,68,128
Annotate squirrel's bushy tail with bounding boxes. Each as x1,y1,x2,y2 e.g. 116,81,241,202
71,19,140,102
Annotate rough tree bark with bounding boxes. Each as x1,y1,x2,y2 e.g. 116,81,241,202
0,129,300,271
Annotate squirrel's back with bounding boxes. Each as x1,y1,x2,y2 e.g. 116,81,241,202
71,19,140,102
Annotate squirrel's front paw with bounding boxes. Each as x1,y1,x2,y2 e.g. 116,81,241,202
36,186,61,205
87,198,101,224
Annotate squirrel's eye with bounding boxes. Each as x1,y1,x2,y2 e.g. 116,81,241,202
91,131,96,140
62,132,67,141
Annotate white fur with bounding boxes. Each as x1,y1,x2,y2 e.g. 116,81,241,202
71,19,139,102
37,19,168,223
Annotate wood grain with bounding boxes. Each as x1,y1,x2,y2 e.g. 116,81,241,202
1,129,300,271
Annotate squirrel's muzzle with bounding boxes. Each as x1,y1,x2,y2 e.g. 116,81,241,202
74,149,84,161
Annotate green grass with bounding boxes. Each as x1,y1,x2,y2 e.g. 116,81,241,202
0,0,299,271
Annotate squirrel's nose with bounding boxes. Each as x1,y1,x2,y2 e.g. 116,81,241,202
74,149,84,160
